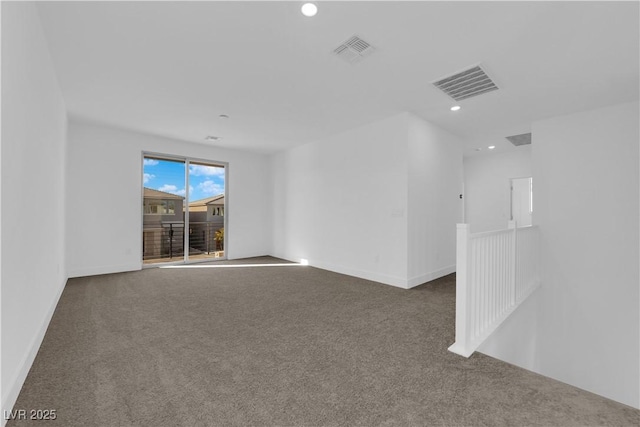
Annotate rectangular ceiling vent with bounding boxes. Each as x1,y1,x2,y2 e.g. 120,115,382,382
333,35,375,64
506,133,532,146
433,65,498,101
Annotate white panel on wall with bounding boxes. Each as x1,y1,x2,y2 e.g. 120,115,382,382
407,114,463,286
271,113,410,287
271,112,464,289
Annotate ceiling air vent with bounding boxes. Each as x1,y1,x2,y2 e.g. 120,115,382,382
333,35,375,64
433,65,498,101
506,133,532,146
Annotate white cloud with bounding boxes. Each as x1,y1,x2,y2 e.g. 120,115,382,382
189,164,225,178
176,185,194,197
157,184,193,197
157,184,194,197
143,159,159,166
157,184,178,193
143,173,155,184
198,180,224,196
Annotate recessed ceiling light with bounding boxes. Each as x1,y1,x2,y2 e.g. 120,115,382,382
219,114,229,119
475,148,482,151
205,136,221,141
488,145,496,150
450,105,461,111
301,3,317,17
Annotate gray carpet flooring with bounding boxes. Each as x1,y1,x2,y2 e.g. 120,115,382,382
8,256,639,426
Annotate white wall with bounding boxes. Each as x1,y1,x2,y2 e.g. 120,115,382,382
271,113,463,288
1,2,68,418
66,120,271,277
463,146,532,233
407,114,463,286
534,101,639,408
271,114,410,287
481,101,639,409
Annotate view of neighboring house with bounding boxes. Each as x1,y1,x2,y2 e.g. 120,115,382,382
142,188,185,260
142,190,225,261
188,194,225,255
143,187,185,222
188,194,225,222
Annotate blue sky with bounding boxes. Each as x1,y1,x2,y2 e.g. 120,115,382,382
143,158,225,202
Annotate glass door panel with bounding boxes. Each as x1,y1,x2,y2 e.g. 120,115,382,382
187,162,226,261
142,157,187,264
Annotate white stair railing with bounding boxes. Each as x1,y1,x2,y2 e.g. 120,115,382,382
448,222,540,357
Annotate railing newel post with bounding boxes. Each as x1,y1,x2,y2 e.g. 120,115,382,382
449,223,470,356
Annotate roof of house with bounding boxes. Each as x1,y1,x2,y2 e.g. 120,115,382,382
189,194,224,211
143,187,184,200
205,195,224,206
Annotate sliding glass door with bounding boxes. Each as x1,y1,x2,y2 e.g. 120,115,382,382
142,154,226,265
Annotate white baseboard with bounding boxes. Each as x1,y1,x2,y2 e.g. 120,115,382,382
270,252,409,288
67,263,141,278
406,264,456,289
227,252,270,261
312,260,409,288
1,276,67,427
268,252,297,264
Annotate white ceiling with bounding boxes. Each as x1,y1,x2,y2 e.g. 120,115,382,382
36,1,639,156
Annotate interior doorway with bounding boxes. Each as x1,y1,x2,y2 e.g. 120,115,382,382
142,154,226,265
510,177,533,227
